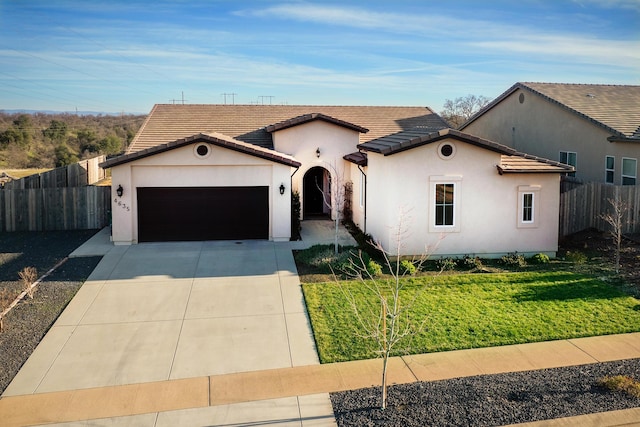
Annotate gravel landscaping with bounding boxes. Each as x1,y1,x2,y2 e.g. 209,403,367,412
0,230,101,394
331,358,640,426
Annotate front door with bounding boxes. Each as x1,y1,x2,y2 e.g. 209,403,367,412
303,167,330,218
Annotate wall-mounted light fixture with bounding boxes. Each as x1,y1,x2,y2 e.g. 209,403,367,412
116,185,124,197
316,147,321,158
279,183,285,195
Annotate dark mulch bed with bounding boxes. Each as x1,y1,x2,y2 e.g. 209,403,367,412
0,230,102,394
332,358,640,426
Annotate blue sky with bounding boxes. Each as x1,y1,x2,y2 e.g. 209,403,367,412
1,0,638,114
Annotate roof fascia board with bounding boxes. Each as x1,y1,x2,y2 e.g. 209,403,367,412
265,113,369,134
100,133,301,169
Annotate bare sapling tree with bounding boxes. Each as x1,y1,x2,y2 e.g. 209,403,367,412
315,161,348,255
600,194,632,274
335,213,443,409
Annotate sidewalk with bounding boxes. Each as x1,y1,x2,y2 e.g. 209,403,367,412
1,332,640,426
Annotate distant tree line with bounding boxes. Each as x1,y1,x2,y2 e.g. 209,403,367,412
0,112,146,168
440,94,491,128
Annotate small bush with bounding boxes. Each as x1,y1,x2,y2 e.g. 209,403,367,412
461,255,483,270
19,266,38,299
501,252,526,267
400,260,417,276
531,253,550,264
436,257,457,271
599,375,640,398
566,250,587,264
366,259,383,277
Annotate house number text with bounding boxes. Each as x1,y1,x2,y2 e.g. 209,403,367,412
114,198,130,212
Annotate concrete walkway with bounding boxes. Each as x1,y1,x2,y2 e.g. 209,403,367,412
2,224,640,426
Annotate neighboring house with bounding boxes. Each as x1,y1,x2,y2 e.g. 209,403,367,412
460,82,640,185
101,104,572,257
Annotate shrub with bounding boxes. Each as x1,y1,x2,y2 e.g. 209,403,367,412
290,191,301,241
599,375,640,398
400,259,417,276
565,250,587,264
461,255,483,270
501,252,527,267
531,253,550,264
366,259,383,277
436,257,457,271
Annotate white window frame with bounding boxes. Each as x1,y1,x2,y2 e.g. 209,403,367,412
518,185,540,228
622,157,637,185
560,151,577,177
605,156,615,184
429,176,462,233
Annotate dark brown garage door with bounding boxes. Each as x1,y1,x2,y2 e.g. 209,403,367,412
137,187,269,242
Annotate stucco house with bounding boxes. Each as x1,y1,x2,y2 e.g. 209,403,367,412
460,82,640,185
101,104,572,257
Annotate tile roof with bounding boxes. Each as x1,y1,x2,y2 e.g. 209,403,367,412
127,104,448,154
343,151,367,166
462,82,640,140
359,128,573,174
101,133,301,169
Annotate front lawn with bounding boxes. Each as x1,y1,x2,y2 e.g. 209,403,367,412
302,271,640,363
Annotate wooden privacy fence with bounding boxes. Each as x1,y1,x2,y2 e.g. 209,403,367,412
0,186,111,232
3,155,106,190
559,182,640,237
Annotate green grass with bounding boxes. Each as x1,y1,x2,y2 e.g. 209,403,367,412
302,271,640,363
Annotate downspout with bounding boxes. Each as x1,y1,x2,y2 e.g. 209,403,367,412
357,163,367,234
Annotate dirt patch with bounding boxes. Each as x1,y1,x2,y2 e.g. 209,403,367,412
559,229,640,292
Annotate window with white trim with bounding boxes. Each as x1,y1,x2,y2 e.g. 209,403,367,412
435,183,455,226
522,193,534,223
518,185,540,228
605,156,615,184
429,176,462,233
560,151,577,177
622,158,637,185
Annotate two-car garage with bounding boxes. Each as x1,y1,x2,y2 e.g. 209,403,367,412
137,186,269,242
102,134,300,245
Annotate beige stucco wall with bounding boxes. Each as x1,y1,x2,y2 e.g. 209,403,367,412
272,120,361,220
110,143,293,244
463,88,638,184
365,138,561,257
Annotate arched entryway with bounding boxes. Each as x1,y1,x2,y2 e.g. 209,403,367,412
303,166,331,219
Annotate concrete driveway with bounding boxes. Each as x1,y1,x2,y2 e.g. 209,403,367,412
3,230,340,425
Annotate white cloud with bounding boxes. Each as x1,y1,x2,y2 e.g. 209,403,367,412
572,0,640,10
